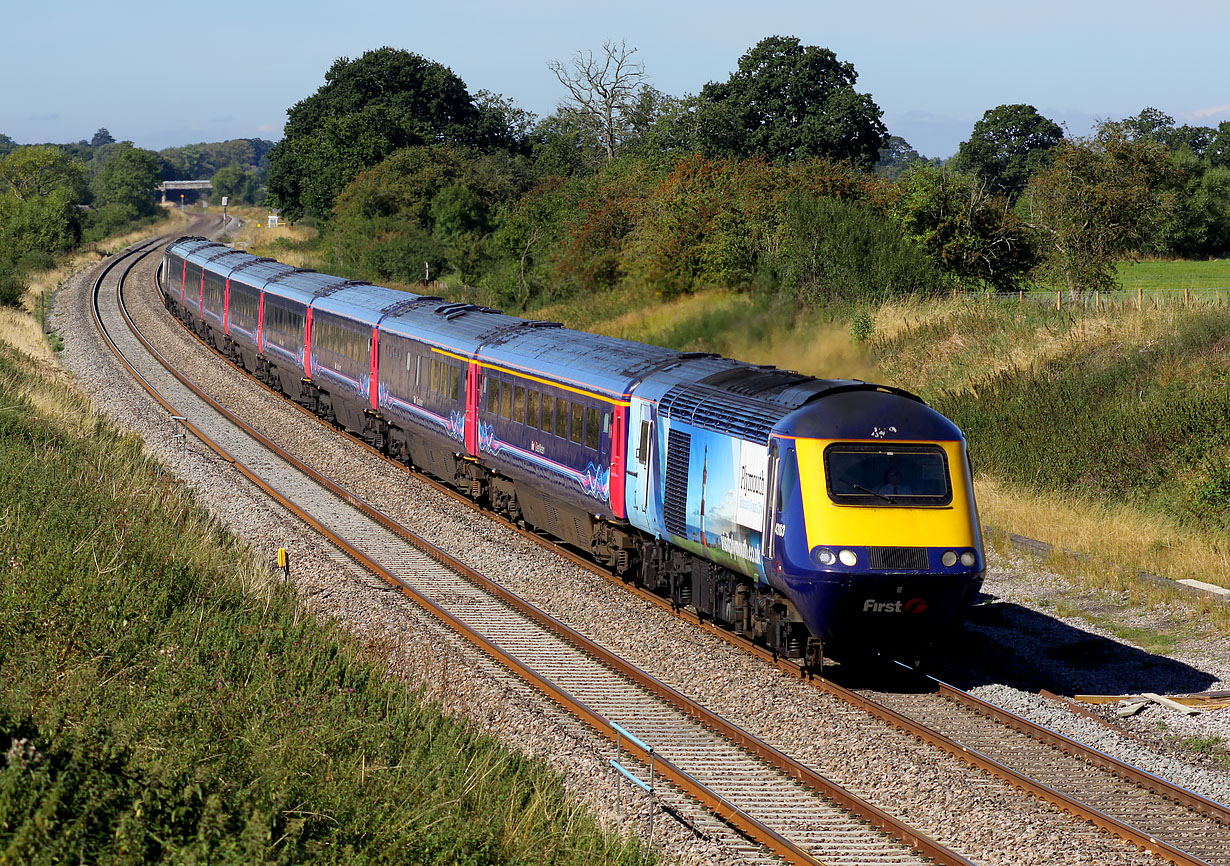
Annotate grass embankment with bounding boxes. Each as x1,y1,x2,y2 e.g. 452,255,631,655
870,296,1230,619
0,269,646,862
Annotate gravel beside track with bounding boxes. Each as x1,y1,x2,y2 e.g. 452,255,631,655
51,234,1230,865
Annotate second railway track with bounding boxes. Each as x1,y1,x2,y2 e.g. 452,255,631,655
60,227,1230,866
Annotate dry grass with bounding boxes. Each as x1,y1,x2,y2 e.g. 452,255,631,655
977,477,1230,598
717,317,881,382
0,211,189,433
543,287,884,382
225,206,318,265
874,295,1207,396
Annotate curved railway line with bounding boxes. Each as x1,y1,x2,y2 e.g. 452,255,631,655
77,229,1230,865
93,235,964,866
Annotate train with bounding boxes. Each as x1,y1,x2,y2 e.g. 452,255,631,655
161,236,984,666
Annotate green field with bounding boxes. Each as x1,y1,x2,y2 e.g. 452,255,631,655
1116,258,1230,290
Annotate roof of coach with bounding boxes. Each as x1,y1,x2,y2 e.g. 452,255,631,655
165,236,217,259
188,245,251,271
380,302,527,359
477,324,687,401
636,359,927,445
231,261,315,303
310,283,425,327
776,388,962,442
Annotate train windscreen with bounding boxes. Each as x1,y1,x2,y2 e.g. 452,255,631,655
823,443,952,506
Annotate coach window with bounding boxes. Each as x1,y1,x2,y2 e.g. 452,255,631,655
451,365,462,401
540,393,554,433
585,406,600,449
500,379,513,419
570,402,584,444
527,390,540,428
555,398,569,439
487,377,500,413
513,385,526,424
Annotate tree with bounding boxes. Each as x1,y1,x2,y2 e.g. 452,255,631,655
694,36,887,167
92,142,160,217
267,47,510,222
473,90,537,153
0,146,86,279
210,164,264,205
954,104,1063,199
0,146,86,201
1207,121,1230,169
775,192,941,303
1121,107,1176,144
1025,122,1177,295
549,40,648,164
90,128,115,147
1151,148,1230,257
875,135,924,181
891,163,1036,291
529,110,608,178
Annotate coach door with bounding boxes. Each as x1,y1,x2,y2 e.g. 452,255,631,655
626,396,656,531
763,440,782,563
464,362,480,456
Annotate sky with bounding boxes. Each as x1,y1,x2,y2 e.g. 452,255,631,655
4,0,1229,160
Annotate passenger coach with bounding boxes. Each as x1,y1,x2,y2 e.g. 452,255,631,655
161,237,985,664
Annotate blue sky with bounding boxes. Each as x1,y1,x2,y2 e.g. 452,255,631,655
4,0,1228,159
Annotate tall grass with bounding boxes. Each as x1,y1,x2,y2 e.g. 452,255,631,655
0,329,647,863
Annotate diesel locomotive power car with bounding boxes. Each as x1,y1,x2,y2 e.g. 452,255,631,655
162,236,984,664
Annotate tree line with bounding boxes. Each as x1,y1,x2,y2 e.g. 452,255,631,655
0,129,273,305
264,40,1230,310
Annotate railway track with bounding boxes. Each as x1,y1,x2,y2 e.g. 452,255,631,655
91,238,971,865
84,233,1230,865
846,668,1230,866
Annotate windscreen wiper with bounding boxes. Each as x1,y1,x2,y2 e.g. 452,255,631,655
843,480,896,504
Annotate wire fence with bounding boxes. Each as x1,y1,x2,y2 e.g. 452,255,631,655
420,278,1230,315
952,286,1230,311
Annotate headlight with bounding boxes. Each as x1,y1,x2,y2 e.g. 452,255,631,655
959,551,977,567
941,550,958,567
814,548,836,566
838,549,858,567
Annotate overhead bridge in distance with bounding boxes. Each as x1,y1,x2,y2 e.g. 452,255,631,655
158,179,212,203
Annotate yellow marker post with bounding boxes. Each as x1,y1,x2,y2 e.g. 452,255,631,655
277,547,289,580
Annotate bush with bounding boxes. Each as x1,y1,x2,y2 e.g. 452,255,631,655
930,307,1230,531
773,193,941,304
0,264,25,307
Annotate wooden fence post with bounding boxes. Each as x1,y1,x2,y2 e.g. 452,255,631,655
1056,290,1061,311
1138,287,1143,310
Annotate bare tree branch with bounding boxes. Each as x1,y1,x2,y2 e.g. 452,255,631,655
549,40,646,163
